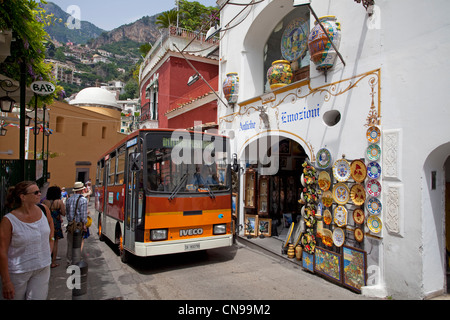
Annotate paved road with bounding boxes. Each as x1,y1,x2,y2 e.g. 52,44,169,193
48,202,371,301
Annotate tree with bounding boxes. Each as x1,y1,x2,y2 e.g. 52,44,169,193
155,10,179,29
0,0,61,105
178,0,219,32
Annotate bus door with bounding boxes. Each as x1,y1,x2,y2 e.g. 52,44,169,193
124,148,140,252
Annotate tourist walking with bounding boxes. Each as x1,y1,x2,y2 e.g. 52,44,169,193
65,181,88,266
0,181,54,300
42,186,66,268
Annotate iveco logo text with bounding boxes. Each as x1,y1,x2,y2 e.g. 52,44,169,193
180,228,203,237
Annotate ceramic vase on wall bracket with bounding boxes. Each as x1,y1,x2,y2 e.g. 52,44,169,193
222,72,239,105
307,15,341,71
266,60,293,91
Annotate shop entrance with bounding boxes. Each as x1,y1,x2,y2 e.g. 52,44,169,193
242,136,308,243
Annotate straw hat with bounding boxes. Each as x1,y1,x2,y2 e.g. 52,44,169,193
73,181,84,192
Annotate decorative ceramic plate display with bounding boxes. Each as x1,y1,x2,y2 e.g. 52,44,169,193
281,17,309,62
367,161,381,179
350,183,366,205
323,209,332,225
283,222,295,248
301,173,306,187
316,148,332,169
333,227,345,247
367,215,382,234
318,171,331,191
366,144,381,161
322,228,333,247
366,126,381,143
350,159,367,182
322,190,333,208
292,223,303,247
332,158,351,182
353,208,365,225
366,197,382,215
366,179,382,197
334,205,348,227
332,183,350,205
354,227,364,242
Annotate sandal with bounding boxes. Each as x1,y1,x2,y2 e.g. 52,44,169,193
51,263,59,268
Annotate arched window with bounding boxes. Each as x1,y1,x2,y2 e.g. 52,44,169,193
263,7,310,92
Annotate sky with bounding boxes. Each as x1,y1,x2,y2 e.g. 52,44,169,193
48,0,219,31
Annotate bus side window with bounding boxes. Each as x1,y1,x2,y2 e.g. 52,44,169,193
116,149,126,185
108,153,116,186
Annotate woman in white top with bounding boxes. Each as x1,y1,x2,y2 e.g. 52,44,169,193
0,181,54,300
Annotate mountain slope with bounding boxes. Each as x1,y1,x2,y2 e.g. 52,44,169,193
43,2,105,44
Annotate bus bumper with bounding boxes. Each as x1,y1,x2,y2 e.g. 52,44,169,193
134,234,233,257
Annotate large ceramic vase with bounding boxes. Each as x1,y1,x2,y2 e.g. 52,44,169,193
222,72,239,104
307,15,341,70
266,60,293,90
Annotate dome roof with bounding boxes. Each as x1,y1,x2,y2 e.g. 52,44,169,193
69,87,120,110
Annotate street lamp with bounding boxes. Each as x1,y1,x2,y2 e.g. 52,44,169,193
0,126,7,136
0,79,18,113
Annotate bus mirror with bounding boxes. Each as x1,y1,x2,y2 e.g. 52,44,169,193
130,152,141,172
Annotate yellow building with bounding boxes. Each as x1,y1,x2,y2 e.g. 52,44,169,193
0,87,126,190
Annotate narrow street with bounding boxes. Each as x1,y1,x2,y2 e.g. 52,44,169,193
48,201,371,301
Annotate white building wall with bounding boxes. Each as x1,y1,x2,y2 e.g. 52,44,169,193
218,0,450,299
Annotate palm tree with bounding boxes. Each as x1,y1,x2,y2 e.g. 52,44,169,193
155,10,178,29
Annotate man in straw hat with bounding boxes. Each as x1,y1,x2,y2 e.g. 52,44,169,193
65,181,88,266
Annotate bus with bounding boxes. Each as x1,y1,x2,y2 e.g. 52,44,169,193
94,129,233,262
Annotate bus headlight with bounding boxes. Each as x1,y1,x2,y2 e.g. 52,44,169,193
213,224,227,235
150,229,168,241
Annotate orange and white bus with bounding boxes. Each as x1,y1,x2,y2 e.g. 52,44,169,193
94,129,233,262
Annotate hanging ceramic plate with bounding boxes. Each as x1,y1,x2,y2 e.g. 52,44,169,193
367,161,382,179
318,171,331,191
367,215,382,234
350,159,367,182
350,183,366,205
353,208,365,225
332,183,350,205
323,209,332,225
292,223,303,247
366,126,381,143
333,227,345,247
332,159,351,182
281,17,309,62
366,197,382,215
367,179,382,197
322,228,333,247
354,227,364,242
334,205,348,227
316,148,332,169
283,222,295,248
322,190,333,208
366,144,381,161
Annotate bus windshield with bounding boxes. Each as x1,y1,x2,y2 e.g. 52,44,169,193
144,131,231,194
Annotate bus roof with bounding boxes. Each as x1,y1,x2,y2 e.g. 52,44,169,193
97,128,230,163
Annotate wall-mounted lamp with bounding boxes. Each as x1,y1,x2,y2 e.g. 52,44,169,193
232,153,240,172
205,25,221,41
33,126,40,135
187,73,200,86
0,79,18,113
0,126,7,136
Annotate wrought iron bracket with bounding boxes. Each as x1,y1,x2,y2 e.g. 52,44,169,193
354,0,375,16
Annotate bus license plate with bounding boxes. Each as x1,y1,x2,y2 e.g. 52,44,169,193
185,243,200,251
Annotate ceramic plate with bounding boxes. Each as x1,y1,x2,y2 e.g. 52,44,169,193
322,228,333,247
334,205,348,227
316,148,332,169
323,209,332,225
350,159,367,182
318,171,331,191
367,215,382,234
281,17,309,61
350,183,366,205
332,183,350,205
367,179,382,197
353,208,365,225
301,173,306,187
366,197,382,215
367,161,381,179
333,159,351,182
354,227,364,242
333,227,345,247
322,190,333,208
366,144,381,161
366,126,381,143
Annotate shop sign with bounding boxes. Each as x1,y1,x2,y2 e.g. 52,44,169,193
239,120,256,131
31,81,55,95
281,105,320,124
